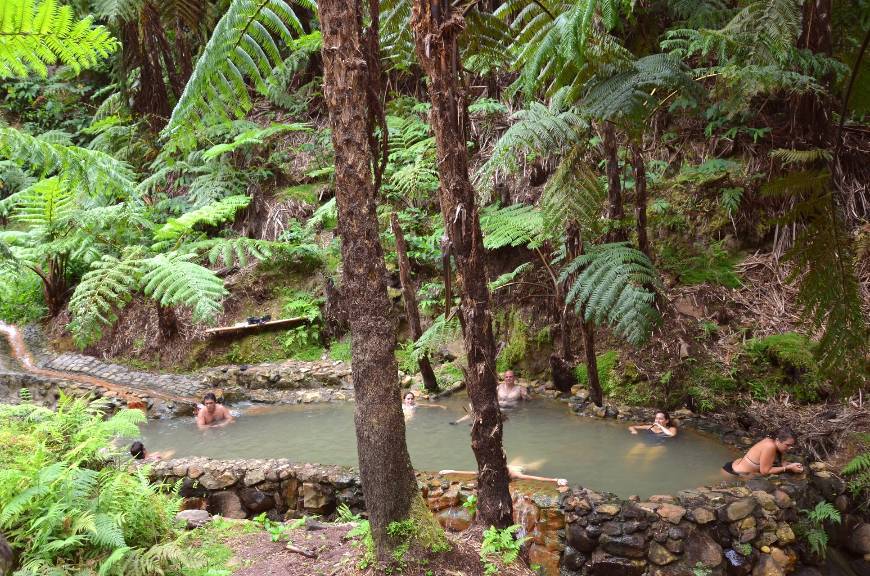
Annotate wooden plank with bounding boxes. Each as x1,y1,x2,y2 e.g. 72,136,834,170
204,316,309,336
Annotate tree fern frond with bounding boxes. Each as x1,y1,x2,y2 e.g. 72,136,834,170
163,0,316,150
489,262,534,292
152,194,251,247
200,122,311,160
0,0,119,79
68,249,146,347
182,236,276,267
412,313,461,363
0,126,135,201
541,145,605,235
843,453,870,476
479,203,546,250
560,242,661,345
140,252,227,322
770,148,833,166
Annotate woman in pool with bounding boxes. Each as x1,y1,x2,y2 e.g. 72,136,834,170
402,391,446,418
723,427,804,476
628,411,678,437
129,441,174,463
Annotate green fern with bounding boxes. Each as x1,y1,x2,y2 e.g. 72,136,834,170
770,148,833,166
200,122,311,160
152,195,251,247
0,0,119,79
479,203,546,250
540,145,605,235
560,242,661,345
182,236,275,267
0,126,135,201
489,262,534,292
412,314,462,363
140,252,228,322
163,0,316,149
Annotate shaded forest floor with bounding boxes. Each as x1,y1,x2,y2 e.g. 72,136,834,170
185,519,536,576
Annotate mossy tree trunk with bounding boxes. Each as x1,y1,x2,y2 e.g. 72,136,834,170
391,212,439,392
411,0,513,528
319,0,421,560
631,142,650,258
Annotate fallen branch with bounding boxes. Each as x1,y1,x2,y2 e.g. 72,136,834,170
285,543,317,558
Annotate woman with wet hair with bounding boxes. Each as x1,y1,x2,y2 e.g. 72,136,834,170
723,427,804,476
129,441,173,462
628,410,678,437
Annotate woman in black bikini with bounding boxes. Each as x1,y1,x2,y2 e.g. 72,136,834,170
723,427,804,476
628,411,678,437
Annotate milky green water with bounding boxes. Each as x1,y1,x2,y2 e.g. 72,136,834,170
140,397,738,497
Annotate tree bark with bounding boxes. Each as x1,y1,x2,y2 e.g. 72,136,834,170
156,304,178,340
602,123,627,242
391,213,439,392
411,0,513,528
631,142,650,258
581,318,603,406
790,0,833,148
319,0,419,559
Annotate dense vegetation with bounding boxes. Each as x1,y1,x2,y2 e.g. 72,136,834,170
0,0,868,567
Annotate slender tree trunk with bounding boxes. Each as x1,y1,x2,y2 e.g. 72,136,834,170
631,142,650,258
391,212,438,392
580,318,602,406
790,0,833,148
319,0,419,559
411,0,513,528
602,123,627,242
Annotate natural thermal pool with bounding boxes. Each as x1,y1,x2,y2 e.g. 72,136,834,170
139,397,738,497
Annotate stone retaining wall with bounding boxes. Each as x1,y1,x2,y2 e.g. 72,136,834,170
149,457,858,576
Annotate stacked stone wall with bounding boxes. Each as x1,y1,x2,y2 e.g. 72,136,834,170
149,458,858,576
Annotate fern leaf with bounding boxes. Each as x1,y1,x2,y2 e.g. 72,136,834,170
163,0,316,149
152,195,251,247
412,314,461,363
479,204,545,250
541,145,605,235
140,252,227,322
0,0,119,79
200,122,311,160
560,242,661,345
843,453,870,476
489,262,534,292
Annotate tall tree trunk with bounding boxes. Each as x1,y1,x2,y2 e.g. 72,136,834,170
319,0,420,559
790,0,833,148
631,142,650,258
411,0,513,528
391,212,438,392
581,318,602,406
602,123,627,242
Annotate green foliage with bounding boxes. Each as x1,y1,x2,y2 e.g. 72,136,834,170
0,268,46,323
740,333,821,402
798,502,841,559
575,350,619,394
328,337,352,362
0,126,136,201
480,524,527,576
163,0,315,150
0,0,119,79
842,435,870,509
495,310,531,373
412,314,462,365
0,396,199,575
489,262,534,293
479,203,545,250
561,243,661,345
462,494,478,516
153,195,252,248
658,240,742,288
540,145,606,236
201,123,311,161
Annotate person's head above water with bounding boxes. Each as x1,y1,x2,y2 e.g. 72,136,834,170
403,392,416,406
130,441,145,460
203,392,217,413
654,411,673,428
503,370,515,387
772,427,797,453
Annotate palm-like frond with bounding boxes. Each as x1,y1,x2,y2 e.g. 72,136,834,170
0,126,135,201
152,194,251,248
479,203,545,250
0,0,119,79
475,93,588,199
412,313,462,363
540,145,605,235
163,0,316,149
560,242,661,345
140,252,227,322
182,236,275,267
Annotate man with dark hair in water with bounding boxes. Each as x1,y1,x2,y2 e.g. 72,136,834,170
196,392,234,428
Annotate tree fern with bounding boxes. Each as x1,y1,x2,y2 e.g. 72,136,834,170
412,313,461,363
489,262,534,292
0,0,119,79
540,144,605,235
0,126,135,201
182,236,275,267
479,203,546,250
163,0,316,150
152,194,251,248
140,252,227,322
770,148,833,166
560,242,661,345
200,122,311,160
475,92,588,199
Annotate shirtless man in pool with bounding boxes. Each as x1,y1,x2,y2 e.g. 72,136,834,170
196,393,234,429
497,370,528,408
